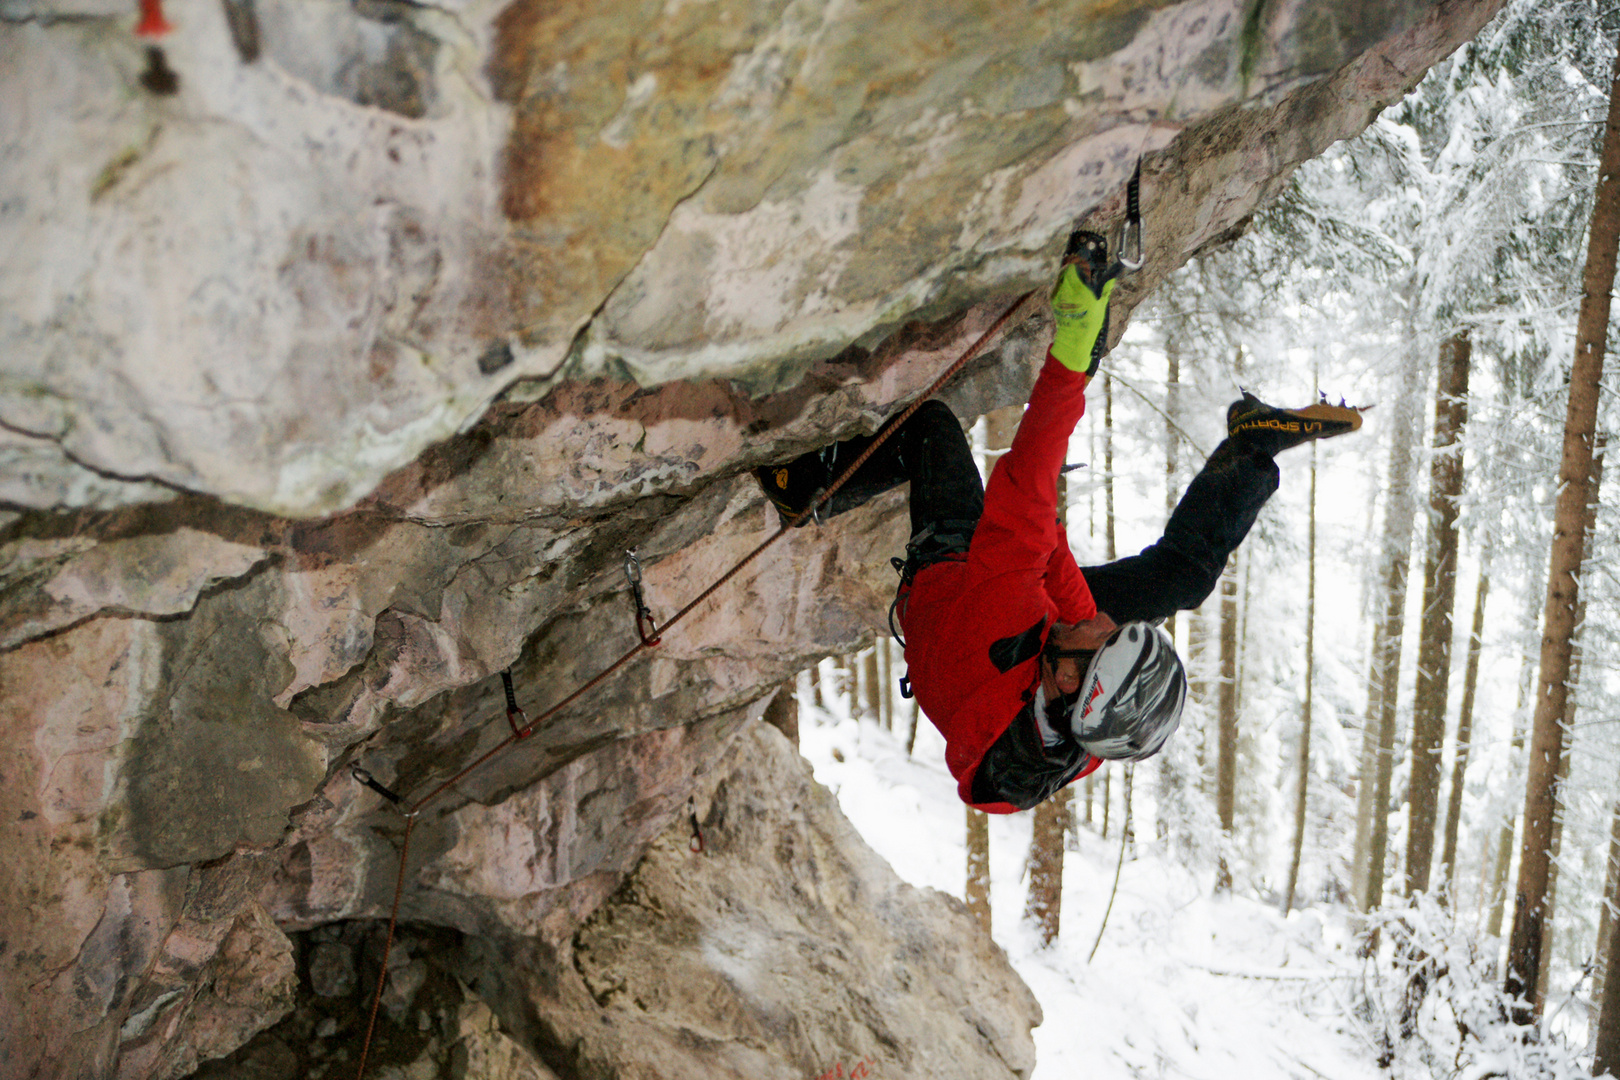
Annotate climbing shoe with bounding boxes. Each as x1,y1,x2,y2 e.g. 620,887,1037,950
754,453,832,527
1227,391,1365,455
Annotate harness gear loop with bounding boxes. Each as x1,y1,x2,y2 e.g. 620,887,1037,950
623,550,663,646
500,669,533,739
687,797,705,853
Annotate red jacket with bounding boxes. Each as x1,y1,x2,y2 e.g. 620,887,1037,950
899,354,1102,812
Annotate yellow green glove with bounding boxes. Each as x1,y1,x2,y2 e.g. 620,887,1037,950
1049,265,1116,376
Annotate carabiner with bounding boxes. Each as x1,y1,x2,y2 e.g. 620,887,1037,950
500,669,534,738
1114,158,1144,273
1115,215,1144,273
687,797,705,854
624,550,662,646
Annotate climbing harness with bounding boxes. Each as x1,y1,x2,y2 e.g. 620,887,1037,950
350,160,1151,1080
624,549,662,646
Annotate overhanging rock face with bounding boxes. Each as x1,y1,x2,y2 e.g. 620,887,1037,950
3,0,1497,515
0,0,1503,1076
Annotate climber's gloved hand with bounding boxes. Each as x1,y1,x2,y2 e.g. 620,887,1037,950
1049,263,1115,377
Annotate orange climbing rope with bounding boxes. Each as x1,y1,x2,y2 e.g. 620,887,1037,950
351,287,1041,1079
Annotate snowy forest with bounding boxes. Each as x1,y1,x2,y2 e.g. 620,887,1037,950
792,2,1620,1075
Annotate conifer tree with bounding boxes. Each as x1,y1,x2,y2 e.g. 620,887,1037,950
1283,439,1318,917
1406,330,1472,896
1508,26,1620,1024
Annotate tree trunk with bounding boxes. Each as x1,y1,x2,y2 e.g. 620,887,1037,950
1101,769,1112,840
1026,788,1072,946
1353,358,1424,913
1406,331,1472,897
1593,799,1620,1009
1506,38,1620,1024
883,640,896,731
1215,562,1239,894
837,655,855,717
1187,603,1210,787
1538,741,1573,1007
1103,372,1117,562
965,807,992,934
1283,440,1319,917
1024,456,1073,939
1350,705,1380,909
1164,329,1181,641
1188,607,1210,740
881,647,894,731
962,404,1021,937
1236,548,1251,718
1538,438,1604,997
1487,813,1517,939
1597,899,1620,1077
1486,658,1535,941
862,648,881,728
1439,553,1490,894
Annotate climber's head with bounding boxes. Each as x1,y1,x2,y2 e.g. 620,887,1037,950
1043,620,1186,762
1039,613,1117,698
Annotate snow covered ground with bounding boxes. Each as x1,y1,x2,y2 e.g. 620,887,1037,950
797,689,1387,1080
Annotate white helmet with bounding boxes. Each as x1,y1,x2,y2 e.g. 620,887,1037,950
1068,622,1186,761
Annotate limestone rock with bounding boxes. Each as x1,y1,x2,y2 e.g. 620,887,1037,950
188,923,561,1080
2,0,1502,514
532,722,1042,1080
212,721,1037,1080
0,0,1510,1076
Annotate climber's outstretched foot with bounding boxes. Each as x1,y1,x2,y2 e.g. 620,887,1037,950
1226,391,1367,456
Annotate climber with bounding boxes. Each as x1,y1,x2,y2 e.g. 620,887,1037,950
755,238,1364,813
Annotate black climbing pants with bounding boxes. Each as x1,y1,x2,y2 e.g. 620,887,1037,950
819,402,1279,620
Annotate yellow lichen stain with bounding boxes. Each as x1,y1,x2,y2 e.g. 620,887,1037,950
90,145,144,203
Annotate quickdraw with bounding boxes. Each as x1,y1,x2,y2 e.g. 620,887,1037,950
1115,158,1144,274
1065,159,1145,289
349,765,408,812
501,669,532,739
624,549,662,646
687,797,705,854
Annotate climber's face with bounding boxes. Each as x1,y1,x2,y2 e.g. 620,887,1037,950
1040,612,1118,698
